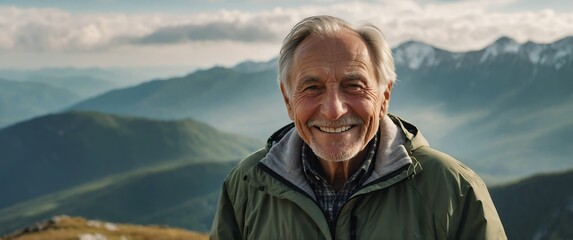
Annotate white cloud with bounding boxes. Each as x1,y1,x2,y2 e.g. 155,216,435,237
1,1,572,67
0,41,281,69
0,6,162,50
134,19,280,44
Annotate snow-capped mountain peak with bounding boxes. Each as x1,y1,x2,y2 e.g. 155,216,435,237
480,37,520,63
393,41,437,69
521,36,573,68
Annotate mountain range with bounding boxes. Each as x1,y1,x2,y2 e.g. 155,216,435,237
0,111,261,209
67,36,573,183
389,36,573,182
70,65,289,139
0,66,195,129
0,66,194,93
0,79,81,128
1,35,572,238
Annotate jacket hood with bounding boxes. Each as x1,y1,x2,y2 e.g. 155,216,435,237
260,114,428,199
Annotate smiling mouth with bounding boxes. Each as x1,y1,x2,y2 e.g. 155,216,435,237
316,125,354,133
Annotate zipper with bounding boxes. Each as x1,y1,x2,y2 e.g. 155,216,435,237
329,191,364,240
330,164,413,239
350,215,358,240
359,164,413,190
256,160,415,239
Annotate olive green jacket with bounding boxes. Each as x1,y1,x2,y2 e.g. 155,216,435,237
210,116,506,239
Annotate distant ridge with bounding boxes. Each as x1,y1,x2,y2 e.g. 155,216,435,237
232,57,278,73
0,79,80,129
69,61,288,139
490,169,573,239
393,35,573,70
0,111,261,209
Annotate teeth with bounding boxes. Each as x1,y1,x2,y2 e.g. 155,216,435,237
318,126,352,133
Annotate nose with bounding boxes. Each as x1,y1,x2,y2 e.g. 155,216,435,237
320,87,347,120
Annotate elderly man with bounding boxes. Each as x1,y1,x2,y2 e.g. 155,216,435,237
210,15,506,239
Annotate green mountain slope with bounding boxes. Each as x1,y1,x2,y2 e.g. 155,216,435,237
490,169,573,240
70,66,289,139
0,160,235,236
0,111,261,209
0,79,80,129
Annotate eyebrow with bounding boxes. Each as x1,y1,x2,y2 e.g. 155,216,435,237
299,76,320,86
343,72,362,81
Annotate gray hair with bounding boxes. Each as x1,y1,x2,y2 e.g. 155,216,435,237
278,15,396,96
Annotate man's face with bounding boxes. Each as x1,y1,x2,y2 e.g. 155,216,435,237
281,30,392,163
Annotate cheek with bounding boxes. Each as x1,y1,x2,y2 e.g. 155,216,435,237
290,96,315,123
354,92,383,119
355,99,382,141
289,96,317,142
357,101,381,122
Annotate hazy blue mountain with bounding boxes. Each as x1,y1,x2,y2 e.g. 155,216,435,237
0,111,261,209
490,169,573,240
232,57,278,73
0,66,197,128
68,36,573,183
0,66,193,89
390,36,573,182
26,75,118,98
0,67,127,81
0,160,235,235
0,79,80,129
70,65,289,138
392,36,573,111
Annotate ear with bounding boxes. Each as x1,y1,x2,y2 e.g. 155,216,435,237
380,81,393,118
280,83,295,120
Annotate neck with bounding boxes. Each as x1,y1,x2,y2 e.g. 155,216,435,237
318,151,366,191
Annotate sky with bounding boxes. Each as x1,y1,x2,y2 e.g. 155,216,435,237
1,0,572,69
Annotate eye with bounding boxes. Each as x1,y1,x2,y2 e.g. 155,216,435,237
343,82,364,92
304,85,321,92
342,73,366,92
345,83,361,89
296,76,323,94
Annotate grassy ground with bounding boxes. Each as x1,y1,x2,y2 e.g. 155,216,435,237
2,215,208,240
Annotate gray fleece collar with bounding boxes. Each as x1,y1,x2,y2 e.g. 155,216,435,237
260,115,413,198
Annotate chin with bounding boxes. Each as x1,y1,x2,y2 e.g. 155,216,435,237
310,142,362,162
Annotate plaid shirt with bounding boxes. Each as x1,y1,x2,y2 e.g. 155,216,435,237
301,133,378,222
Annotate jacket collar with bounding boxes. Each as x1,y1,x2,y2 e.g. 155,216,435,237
388,114,429,153
258,114,428,198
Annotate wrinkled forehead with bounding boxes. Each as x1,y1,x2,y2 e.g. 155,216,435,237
292,31,371,67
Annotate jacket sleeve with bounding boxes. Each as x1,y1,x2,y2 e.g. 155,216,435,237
452,172,507,240
210,181,241,240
